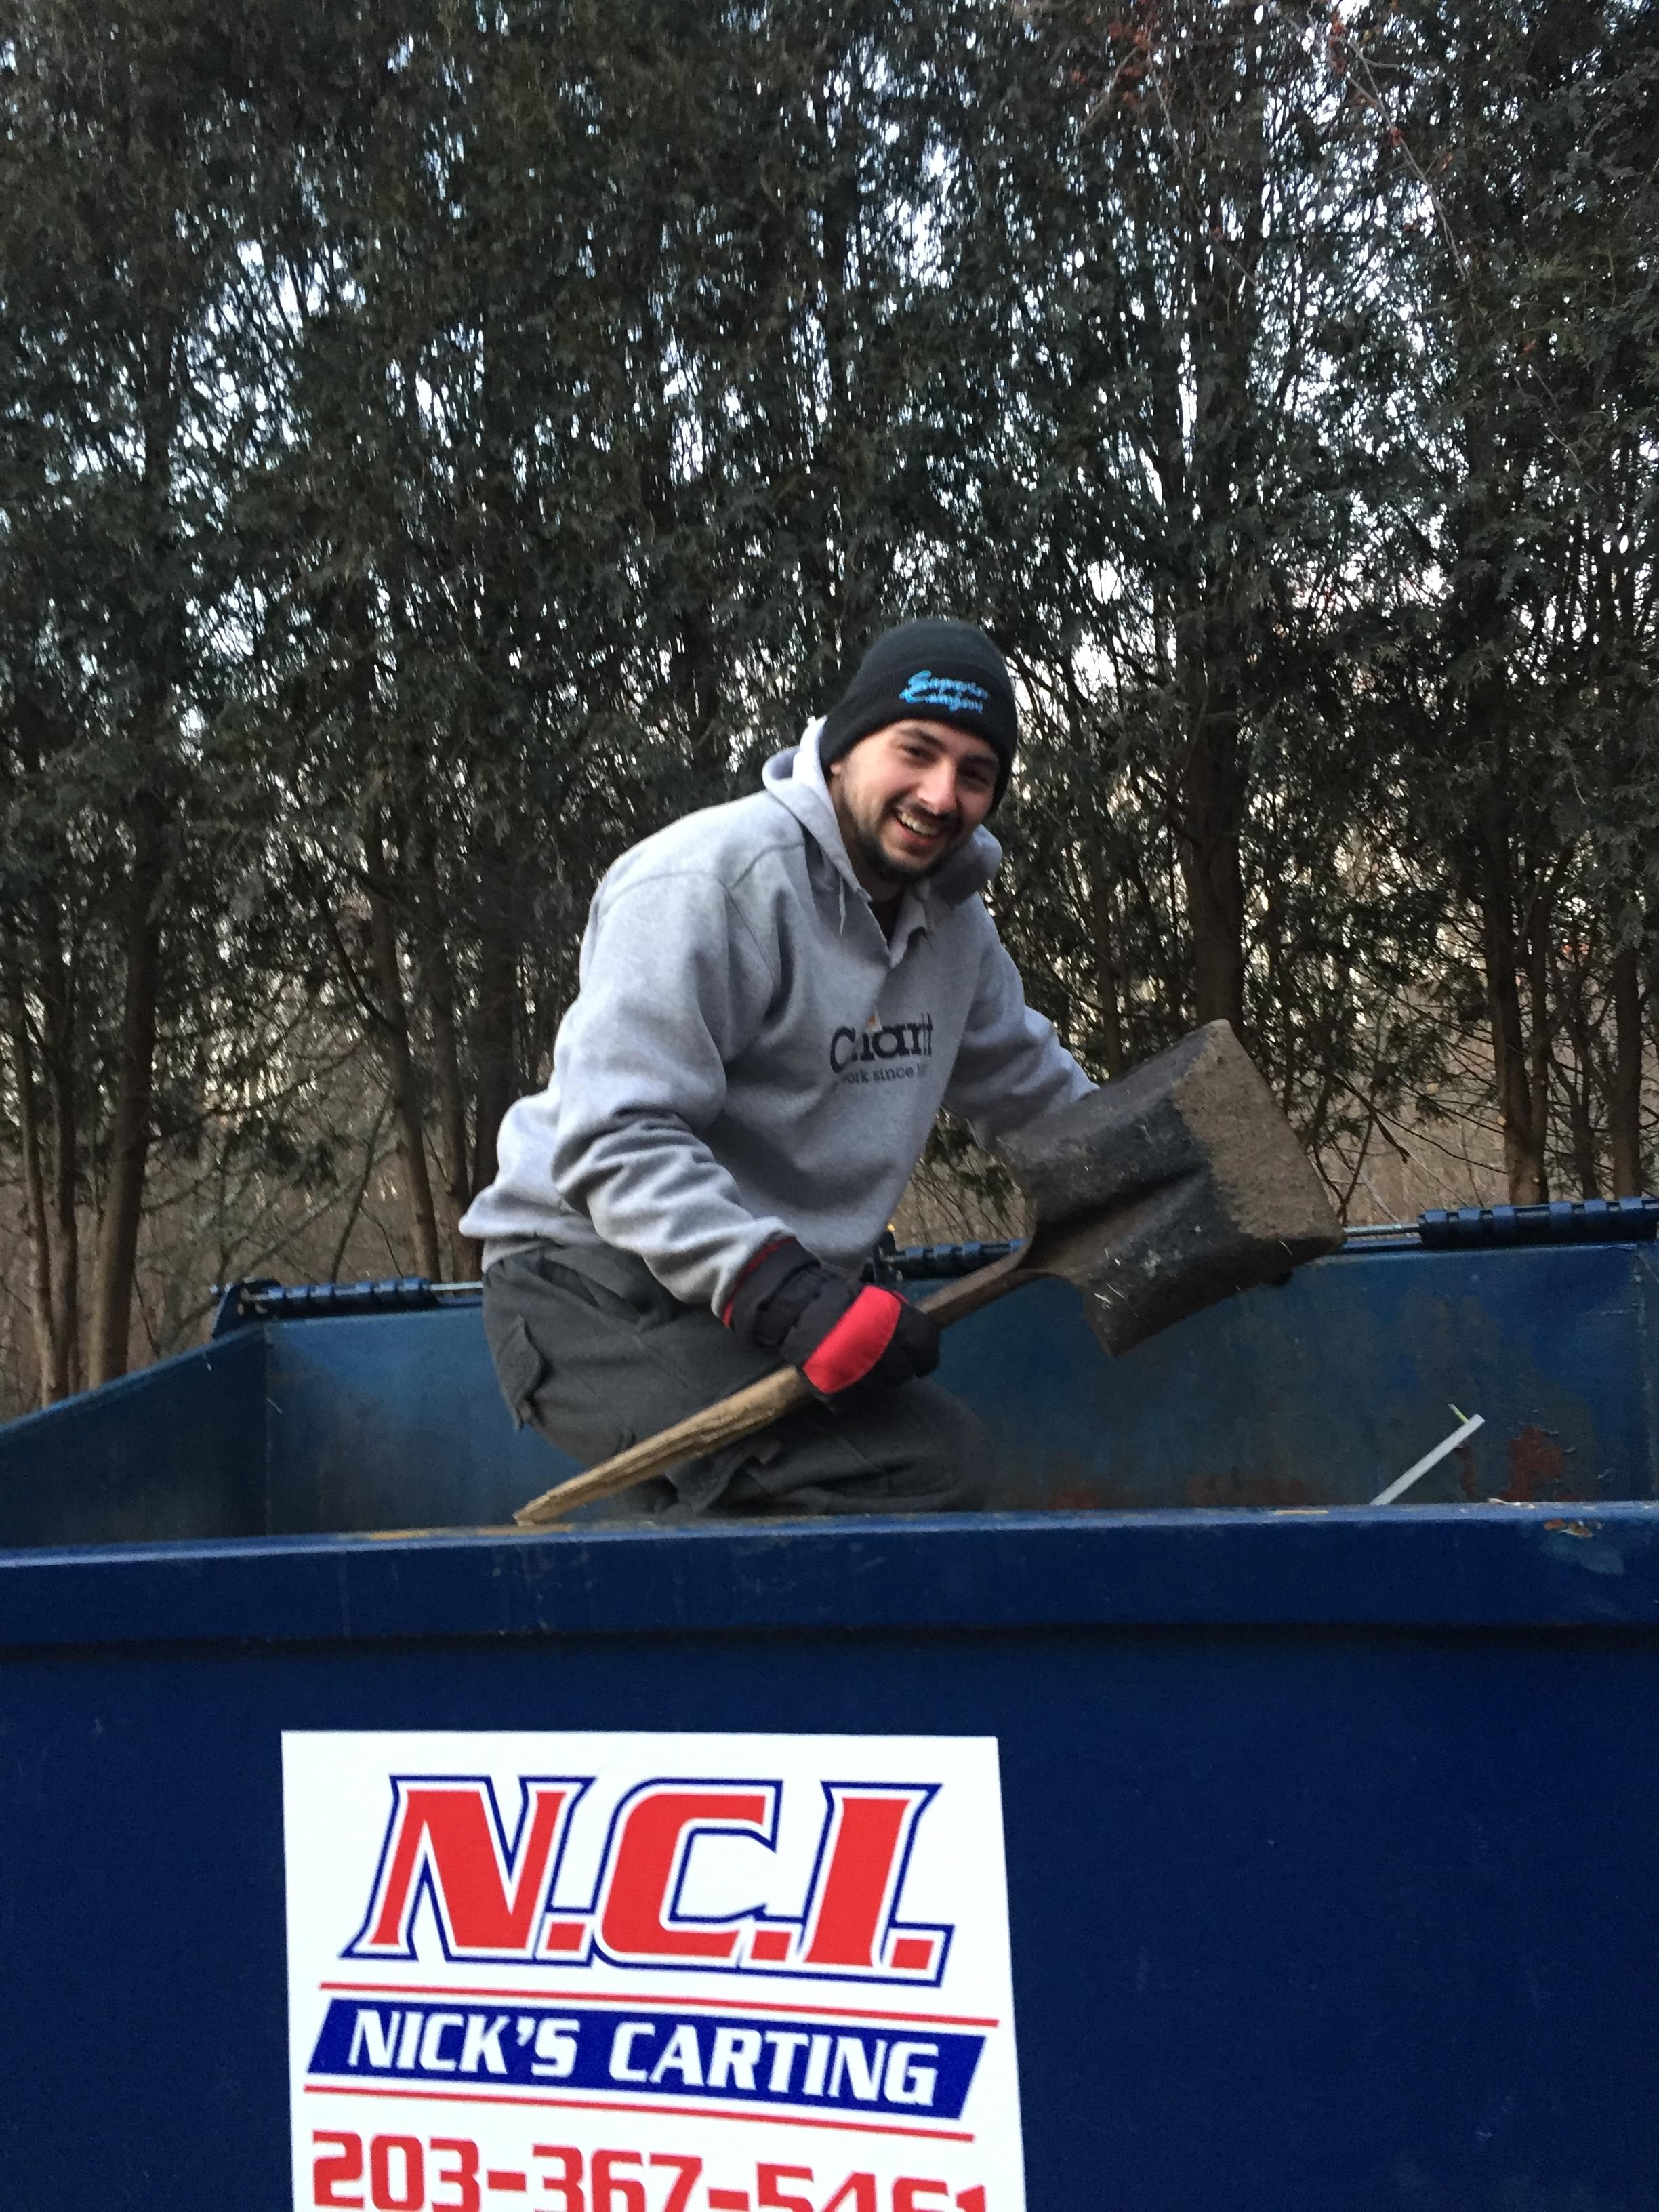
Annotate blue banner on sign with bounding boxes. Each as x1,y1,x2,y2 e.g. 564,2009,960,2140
308,1999,983,2121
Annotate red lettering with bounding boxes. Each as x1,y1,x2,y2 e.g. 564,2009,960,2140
313,2131,363,2208
894,2186,949,2212
430,2137,481,2212
369,2136,424,2212
758,2165,815,2212
533,2146,585,2212
591,2150,645,2212
955,2192,987,2212
800,1789,930,1969
649,2156,703,2212
355,1780,582,1958
821,2180,877,2212
598,1785,775,1963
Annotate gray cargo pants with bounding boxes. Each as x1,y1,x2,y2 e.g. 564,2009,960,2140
483,1240,991,1517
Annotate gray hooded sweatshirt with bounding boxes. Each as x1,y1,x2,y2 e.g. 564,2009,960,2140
459,722,1093,1313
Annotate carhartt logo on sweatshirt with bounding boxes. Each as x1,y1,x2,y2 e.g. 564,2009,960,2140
831,1014,934,1082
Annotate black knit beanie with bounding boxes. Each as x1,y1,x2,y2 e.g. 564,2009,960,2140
818,619,1018,805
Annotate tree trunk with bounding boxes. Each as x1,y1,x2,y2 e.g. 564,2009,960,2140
1485,945,1540,1202
470,849,519,1205
5,711,83,1397
405,799,470,1269
1467,751,1549,1203
676,600,724,781
1166,28,1265,1047
87,301,182,1387
417,906,472,1273
1551,942,1601,1199
1174,682,1247,1034
464,295,523,1252
36,904,82,1397
3,953,64,1404
1478,861,1544,1204
364,823,443,1279
1610,941,1644,1195
89,790,166,1386
1085,853,1128,1078
1525,892,1553,1198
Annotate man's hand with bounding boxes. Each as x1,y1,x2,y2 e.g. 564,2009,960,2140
724,1237,941,1405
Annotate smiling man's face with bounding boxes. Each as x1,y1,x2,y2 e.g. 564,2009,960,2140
825,718,1000,900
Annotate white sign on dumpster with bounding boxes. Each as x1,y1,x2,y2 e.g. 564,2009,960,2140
284,1731,1025,2212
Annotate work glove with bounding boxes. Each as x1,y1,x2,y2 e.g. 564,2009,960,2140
723,1237,941,1406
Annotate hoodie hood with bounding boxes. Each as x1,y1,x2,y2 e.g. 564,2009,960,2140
762,718,1002,913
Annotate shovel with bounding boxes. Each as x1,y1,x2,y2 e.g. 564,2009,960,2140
514,1021,1341,1528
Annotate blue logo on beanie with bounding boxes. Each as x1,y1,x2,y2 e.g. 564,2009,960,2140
900,670,989,716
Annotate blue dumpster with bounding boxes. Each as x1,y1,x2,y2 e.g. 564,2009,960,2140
1,1507,1656,2210
0,1221,1654,2209
1,1226,1657,1536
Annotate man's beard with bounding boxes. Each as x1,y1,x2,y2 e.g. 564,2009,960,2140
845,801,962,888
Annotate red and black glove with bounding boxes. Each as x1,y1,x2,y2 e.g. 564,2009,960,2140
723,1237,940,1406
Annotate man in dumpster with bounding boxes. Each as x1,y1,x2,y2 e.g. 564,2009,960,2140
461,618,1095,1515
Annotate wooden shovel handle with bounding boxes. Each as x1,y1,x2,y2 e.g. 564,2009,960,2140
514,1364,813,1525
512,1248,1030,1528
